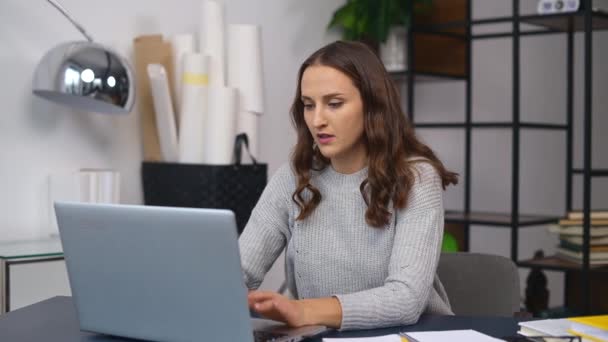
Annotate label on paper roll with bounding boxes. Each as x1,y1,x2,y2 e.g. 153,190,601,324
182,72,209,85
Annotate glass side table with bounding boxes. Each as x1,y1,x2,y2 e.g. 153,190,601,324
0,237,64,313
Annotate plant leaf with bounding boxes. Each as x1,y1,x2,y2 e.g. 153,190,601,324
327,0,435,42
328,0,358,30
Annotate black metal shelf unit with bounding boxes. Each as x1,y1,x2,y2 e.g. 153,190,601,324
396,0,607,314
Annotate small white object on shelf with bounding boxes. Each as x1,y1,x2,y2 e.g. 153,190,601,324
380,26,408,72
537,0,580,14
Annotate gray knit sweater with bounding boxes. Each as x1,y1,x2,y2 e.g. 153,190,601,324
238,161,453,330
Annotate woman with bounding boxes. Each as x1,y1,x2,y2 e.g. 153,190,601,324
239,40,458,331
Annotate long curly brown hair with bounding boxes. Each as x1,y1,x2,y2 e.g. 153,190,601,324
290,40,458,228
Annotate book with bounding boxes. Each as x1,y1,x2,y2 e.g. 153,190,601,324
519,318,608,342
561,235,608,246
555,248,608,265
557,247,608,260
559,239,608,253
559,219,608,226
569,315,608,331
568,315,608,342
549,225,608,237
519,319,571,338
568,211,608,220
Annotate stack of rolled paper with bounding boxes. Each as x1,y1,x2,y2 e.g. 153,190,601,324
133,0,265,165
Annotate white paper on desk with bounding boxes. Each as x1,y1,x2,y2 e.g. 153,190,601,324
148,64,179,162
323,335,402,342
405,329,503,342
200,0,226,87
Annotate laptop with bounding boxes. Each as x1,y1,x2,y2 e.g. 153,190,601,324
55,202,328,342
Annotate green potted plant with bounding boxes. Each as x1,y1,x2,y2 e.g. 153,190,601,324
328,0,431,71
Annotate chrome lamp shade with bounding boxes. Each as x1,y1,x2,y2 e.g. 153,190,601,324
33,41,135,115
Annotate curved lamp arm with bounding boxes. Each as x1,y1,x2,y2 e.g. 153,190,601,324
46,0,94,42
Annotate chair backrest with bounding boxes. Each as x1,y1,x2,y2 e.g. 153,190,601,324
436,252,520,316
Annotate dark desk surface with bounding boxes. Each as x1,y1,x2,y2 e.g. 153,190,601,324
0,296,521,341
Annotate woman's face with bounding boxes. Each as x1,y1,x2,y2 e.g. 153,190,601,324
300,65,366,171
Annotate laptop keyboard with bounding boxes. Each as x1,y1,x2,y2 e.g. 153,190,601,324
253,330,294,342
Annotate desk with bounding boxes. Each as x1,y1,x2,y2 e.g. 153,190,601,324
0,238,64,313
0,296,521,341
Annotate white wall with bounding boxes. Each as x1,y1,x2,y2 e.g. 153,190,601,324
0,0,341,241
0,0,342,290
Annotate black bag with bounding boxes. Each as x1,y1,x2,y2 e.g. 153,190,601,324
141,134,267,234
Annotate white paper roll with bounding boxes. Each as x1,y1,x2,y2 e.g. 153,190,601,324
179,53,210,163
47,171,80,236
170,33,195,117
96,170,121,204
205,87,237,164
79,171,98,203
46,169,119,236
78,169,120,204
148,64,179,162
236,110,259,163
200,0,226,87
228,24,265,115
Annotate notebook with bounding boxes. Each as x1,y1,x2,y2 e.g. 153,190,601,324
518,316,608,342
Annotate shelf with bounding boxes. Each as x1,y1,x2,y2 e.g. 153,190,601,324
413,10,608,38
445,210,559,227
573,169,608,177
414,122,568,130
522,11,608,32
518,256,608,273
389,70,466,82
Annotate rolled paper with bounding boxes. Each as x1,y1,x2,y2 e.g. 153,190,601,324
204,87,237,164
147,64,179,162
228,24,265,115
170,33,195,119
200,0,226,87
79,170,98,203
179,53,210,163
95,170,121,204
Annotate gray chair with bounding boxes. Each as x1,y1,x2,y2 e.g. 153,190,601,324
437,252,521,317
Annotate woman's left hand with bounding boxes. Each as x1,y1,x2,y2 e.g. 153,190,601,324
247,290,309,327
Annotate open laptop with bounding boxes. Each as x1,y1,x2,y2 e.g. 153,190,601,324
55,202,328,342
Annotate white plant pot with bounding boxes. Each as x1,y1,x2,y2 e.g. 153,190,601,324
380,26,408,72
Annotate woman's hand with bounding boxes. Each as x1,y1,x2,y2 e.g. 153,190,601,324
247,290,343,329
248,290,308,327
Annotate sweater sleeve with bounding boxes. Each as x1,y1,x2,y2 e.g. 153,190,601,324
238,163,293,290
334,162,445,330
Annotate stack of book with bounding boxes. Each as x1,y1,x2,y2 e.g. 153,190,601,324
549,211,608,266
